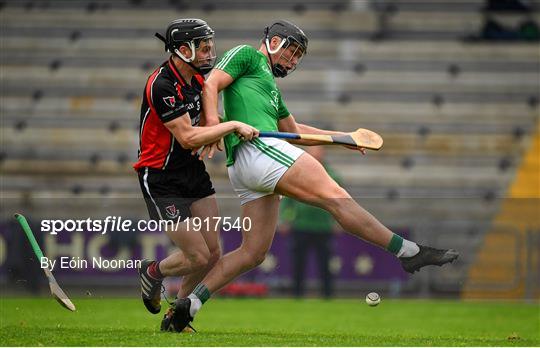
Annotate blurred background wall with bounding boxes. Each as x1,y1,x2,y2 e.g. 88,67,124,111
0,0,538,300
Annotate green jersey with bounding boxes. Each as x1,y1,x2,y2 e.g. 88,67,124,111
214,45,290,166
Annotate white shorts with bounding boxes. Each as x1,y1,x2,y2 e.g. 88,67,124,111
228,137,305,205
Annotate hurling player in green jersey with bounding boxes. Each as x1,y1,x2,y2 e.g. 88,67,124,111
162,20,459,331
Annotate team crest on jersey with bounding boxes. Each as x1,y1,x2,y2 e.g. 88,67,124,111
165,204,180,219
163,96,176,108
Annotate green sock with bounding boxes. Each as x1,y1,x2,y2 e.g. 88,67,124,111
386,233,404,255
192,283,211,304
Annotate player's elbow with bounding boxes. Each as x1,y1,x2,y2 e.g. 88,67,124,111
176,133,197,149
165,117,200,149
180,138,197,149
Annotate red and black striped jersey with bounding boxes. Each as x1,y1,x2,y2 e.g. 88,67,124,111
133,58,206,171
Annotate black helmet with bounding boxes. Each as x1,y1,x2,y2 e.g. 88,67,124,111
155,18,217,75
266,20,308,53
264,20,308,78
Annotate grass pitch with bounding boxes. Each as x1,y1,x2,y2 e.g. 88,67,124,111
0,297,538,346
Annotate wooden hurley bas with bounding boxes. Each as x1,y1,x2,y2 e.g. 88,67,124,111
258,128,383,150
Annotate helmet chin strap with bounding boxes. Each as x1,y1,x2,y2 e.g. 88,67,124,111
264,29,289,78
174,45,195,63
265,37,286,54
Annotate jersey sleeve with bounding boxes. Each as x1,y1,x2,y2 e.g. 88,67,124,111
277,90,290,119
150,79,188,123
214,45,254,80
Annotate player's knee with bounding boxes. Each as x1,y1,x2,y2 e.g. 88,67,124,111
188,249,211,269
326,184,349,200
314,185,349,211
193,254,210,269
244,249,266,269
207,247,221,268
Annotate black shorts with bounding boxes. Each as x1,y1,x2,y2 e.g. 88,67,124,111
137,166,215,221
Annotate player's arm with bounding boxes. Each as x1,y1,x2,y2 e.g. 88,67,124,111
278,115,366,153
196,69,233,159
202,69,234,126
296,122,343,136
197,68,238,159
203,45,253,126
190,108,223,158
275,90,349,145
152,77,256,152
278,115,343,145
164,115,257,150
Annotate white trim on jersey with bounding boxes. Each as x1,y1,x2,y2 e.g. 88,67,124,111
143,167,163,220
215,45,248,70
162,133,175,169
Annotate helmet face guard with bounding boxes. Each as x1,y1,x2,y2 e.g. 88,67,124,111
265,36,306,77
264,20,308,78
171,32,217,75
156,19,217,75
